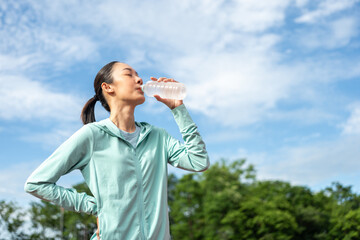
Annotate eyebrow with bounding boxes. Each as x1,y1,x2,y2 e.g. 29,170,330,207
121,68,138,76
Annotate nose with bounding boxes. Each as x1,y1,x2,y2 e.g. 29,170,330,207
136,76,143,85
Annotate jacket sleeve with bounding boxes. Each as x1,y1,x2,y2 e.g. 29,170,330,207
24,125,97,216
166,104,210,172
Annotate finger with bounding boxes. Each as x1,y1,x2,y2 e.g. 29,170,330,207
165,78,177,83
150,77,157,82
154,95,164,102
157,77,167,82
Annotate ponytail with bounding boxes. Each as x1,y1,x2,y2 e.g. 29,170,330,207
80,61,119,125
81,96,98,125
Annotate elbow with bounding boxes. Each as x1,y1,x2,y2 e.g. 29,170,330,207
24,182,51,202
195,156,210,172
24,182,37,194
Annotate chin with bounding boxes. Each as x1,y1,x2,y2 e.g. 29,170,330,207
136,96,146,105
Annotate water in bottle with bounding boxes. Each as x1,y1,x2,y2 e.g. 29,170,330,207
141,81,187,100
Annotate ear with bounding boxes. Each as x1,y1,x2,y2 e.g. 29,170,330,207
101,82,114,93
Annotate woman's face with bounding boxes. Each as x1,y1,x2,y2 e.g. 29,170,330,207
104,62,145,105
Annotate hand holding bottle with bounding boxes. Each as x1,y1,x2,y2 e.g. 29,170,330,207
148,77,184,109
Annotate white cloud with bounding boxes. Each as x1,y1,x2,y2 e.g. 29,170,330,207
74,0,356,127
204,129,251,144
296,0,359,23
36,33,98,69
1,0,360,207
342,103,360,135
0,0,359,129
26,0,291,55
29,0,291,36
168,50,296,126
330,17,359,47
243,135,360,189
53,0,306,127
20,127,79,149
164,43,358,126
295,0,309,8
298,16,358,49
0,75,82,121
267,108,338,125
0,1,99,123
0,1,98,72
218,0,291,33
0,54,44,74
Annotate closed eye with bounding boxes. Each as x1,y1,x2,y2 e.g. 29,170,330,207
121,68,139,77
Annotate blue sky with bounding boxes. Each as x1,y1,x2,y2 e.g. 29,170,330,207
0,0,360,206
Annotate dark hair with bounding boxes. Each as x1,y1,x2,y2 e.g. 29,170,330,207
81,61,119,124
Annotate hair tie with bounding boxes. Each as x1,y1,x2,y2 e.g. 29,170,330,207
93,94,99,101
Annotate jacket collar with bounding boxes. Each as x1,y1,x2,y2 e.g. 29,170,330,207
93,118,153,146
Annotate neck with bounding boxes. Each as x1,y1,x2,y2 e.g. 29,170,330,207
109,103,136,133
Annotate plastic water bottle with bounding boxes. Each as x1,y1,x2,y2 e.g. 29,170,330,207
141,81,187,100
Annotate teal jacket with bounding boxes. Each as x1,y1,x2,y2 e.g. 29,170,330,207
24,104,210,240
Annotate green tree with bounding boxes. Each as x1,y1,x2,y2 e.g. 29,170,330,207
18,159,360,240
168,159,359,240
169,173,204,239
325,182,360,240
168,173,179,227
222,181,298,240
0,200,29,239
201,159,255,239
330,208,360,240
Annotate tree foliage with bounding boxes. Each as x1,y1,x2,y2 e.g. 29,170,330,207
168,159,360,240
1,158,360,239
0,200,29,239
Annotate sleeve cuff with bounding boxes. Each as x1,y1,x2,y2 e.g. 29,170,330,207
86,195,98,216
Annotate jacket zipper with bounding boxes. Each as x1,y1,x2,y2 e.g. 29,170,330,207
119,127,151,239
122,140,147,240
133,147,147,240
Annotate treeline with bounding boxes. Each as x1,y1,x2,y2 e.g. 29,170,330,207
168,159,360,240
1,159,360,239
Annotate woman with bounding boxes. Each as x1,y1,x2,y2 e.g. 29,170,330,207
24,61,210,239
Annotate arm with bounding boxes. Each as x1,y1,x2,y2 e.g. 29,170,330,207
24,125,97,216
166,104,210,172
150,77,209,172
